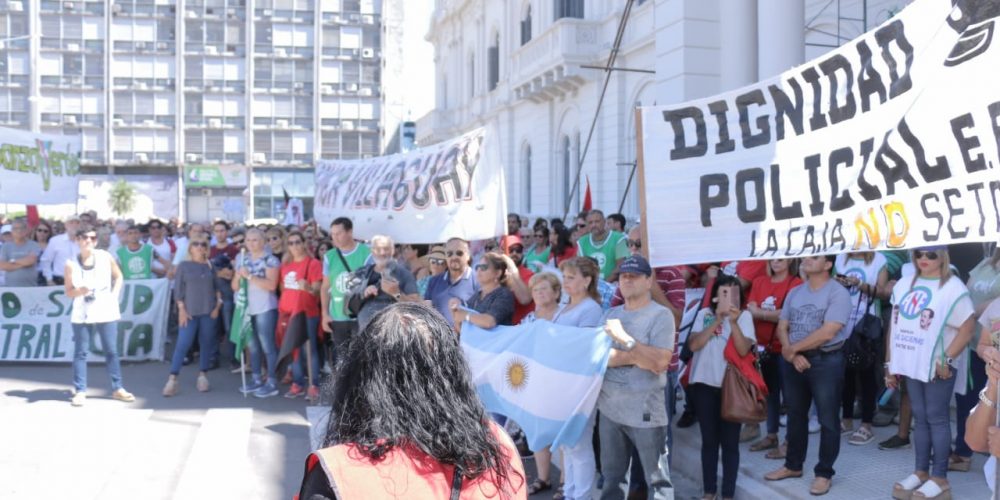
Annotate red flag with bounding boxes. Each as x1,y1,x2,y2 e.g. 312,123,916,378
582,175,593,212
25,206,39,228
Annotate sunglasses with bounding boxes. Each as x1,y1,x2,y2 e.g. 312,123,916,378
474,264,491,271
191,241,208,248
446,250,465,257
288,240,304,246
914,250,940,260
576,224,586,229
429,258,445,265
508,246,524,254
484,245,497,251
78,234,98,241
626,239,642,248
36,228,50,233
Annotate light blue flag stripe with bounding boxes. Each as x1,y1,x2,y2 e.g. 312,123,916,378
462,320,611,375
477,384,594,451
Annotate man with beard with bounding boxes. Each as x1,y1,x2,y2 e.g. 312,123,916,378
424,237,479,326
577,210,628,281
354,235,420,331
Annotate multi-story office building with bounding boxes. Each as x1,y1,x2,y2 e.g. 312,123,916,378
421,0,911,221
0,0,383,221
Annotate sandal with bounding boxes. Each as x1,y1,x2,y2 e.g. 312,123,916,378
947,454,971,472
765,441,787,460
527,478,551,495
848,426,875,446
552,484,565,500
892,474,924,500
750,435,778,452
912,479,951,500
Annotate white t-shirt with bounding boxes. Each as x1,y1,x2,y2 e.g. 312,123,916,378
835,253,887,331
979,297,1000,346
66,250,121,324
888,277,973,385
147,237,173,273
688,308,756,388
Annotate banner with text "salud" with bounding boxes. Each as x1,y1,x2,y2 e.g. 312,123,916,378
0,279,169,363
313,127,507,243
639,0,1000,267
0,127,80,205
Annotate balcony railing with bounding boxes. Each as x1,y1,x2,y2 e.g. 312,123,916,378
40,0,104,15
184,42,245,56
0,74,30,87
252,116,312,129
41,113,103,127
111,114,176,128
113,40,175,54
40,75,104,89
40,39,104,53
253,44,312,58
111,2,176,18
184,116,244,128
112,77,175,90
509,18,601,101
252,80,313,93
183,78,246,92
254,8,313,23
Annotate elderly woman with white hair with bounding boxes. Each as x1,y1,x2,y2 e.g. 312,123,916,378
355,235,421,331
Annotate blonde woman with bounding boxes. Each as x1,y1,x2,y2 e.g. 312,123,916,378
886,247,975,500
164,235,221,396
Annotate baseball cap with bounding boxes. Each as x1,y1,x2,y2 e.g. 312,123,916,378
619,255,652,277
0,225,11,234
502,235,524,253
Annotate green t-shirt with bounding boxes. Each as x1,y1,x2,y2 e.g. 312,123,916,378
324,243,371,320
577,230,628,280
523,245,552,273
117,244,154,280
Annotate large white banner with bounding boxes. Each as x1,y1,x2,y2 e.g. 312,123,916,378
0,279,169,362
314,127,507,243
0,127,81,205
639,0,1000,266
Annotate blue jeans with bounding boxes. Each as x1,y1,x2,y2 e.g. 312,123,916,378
782,350,845,479
666,370,678,465
690,383,740,498
216,300,234,362
761,354,784,435
908,375,957,477
170,314,216,375
954,353,987,457
598,415,673,500
72,322,124,393
292,316,321,386
247,309,278,385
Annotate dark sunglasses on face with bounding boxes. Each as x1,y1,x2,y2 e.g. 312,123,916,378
576,224,586,229
626,239,642,248
446,250,465,257
475,264,491,271
79,234,98,241
191,242,208,248
509,246,524,254
914,250,940,260
430,258,446,266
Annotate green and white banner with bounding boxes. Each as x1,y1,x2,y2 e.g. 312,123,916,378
0,127,81,205
0,279,169,362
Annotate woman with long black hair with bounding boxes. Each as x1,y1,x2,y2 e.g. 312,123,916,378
297,303,526,499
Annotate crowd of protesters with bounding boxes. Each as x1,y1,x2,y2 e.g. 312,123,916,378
4,207,1000,499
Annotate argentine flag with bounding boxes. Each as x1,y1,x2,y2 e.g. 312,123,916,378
460,320,612,451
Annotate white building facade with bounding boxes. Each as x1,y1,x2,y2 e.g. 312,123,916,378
422,0,911,222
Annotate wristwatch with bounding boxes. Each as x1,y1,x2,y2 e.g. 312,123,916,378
946,356,956,368
621,339,636,352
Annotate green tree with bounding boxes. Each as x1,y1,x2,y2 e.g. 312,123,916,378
109,179,137,217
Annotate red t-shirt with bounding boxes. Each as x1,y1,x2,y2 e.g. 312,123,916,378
747,274,803,352
279,257,323,317
210,243,240,261
512,266,535,325
552,246,578,266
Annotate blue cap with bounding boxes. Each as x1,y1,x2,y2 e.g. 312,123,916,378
619,255,652,277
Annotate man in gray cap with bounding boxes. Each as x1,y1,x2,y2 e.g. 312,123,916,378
597,254,677,499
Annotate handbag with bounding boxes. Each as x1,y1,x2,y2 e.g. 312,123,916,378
720,335,768,424
845,292,882,369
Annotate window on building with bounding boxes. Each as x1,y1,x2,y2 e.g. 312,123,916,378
487,33,499,91
554,0,584,20
523,145,532,213
521,5,532,45
342,0,359,13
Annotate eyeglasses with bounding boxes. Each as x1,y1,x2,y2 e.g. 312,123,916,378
576,224,586,229
474,264,491,271
446,250,465,257
430,258,446,266
190,242,208,248
36,228,50,233
288,240,304,246
79,235,98,241
483,245,497,251
914,250,940,260
626,239,642,248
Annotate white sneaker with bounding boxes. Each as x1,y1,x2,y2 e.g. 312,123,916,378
809,416,821,433
71,392,86,407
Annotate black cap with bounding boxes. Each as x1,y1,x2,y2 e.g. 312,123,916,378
619,255,652,277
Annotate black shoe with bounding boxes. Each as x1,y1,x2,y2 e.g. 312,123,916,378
677,410,696,428
878,434,911,450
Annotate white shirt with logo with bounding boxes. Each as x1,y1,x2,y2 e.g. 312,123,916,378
888,277,973,388
835,253,887,331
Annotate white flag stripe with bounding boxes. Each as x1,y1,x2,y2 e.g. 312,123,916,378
172,409,253,500
463,343,602,422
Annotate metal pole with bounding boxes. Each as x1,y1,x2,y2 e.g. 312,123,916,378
617,161,638,214
561,0,635,221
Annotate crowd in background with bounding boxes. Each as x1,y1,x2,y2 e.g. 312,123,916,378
3,208,1000,499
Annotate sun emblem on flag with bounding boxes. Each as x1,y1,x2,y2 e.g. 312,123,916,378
505,358,529,392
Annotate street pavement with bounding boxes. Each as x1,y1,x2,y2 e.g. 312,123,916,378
670,414,993,499
0,361,312,500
